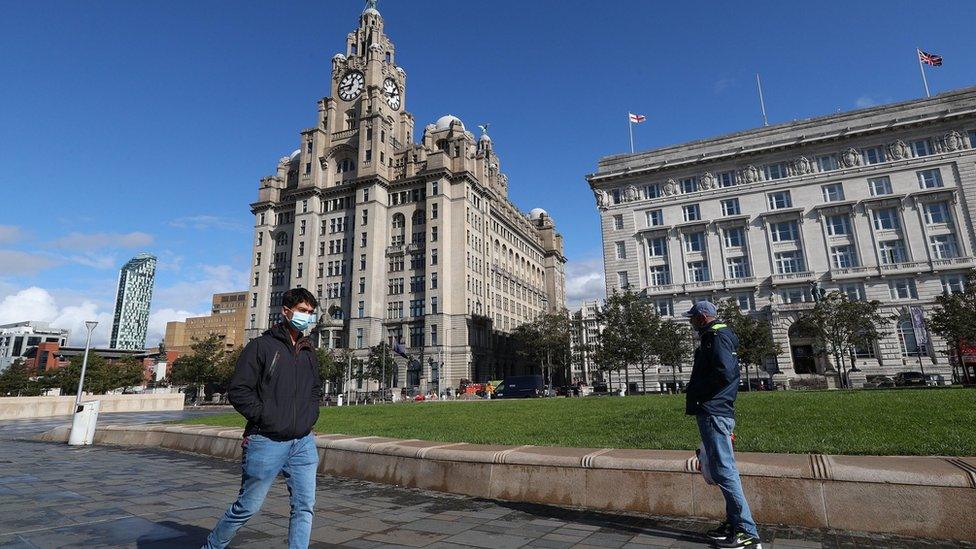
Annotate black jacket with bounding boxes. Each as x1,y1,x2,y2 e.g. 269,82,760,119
227,323,322,441
685,320,740,418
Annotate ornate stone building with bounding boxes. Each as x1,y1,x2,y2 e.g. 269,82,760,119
246,2,566,393
588,88,976,388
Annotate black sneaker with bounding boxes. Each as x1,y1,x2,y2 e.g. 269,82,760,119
705,521,733,540
714,531,762,549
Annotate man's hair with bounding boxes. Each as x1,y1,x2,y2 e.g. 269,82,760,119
282,288,319,310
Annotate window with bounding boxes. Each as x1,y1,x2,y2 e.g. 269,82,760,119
431,249,438,265
356,328,363,349
617,271,630,288
822,183,845,203
780,286,813,304
432,181,439,194
612,189,621,204
647,210,663,226
898,318,922,357
680,177,698,194
817,154,839,172
298,241,305,256
687,261,709,282
653,298,674,316
917,169,943,189
930,234,959,259
868,176,892,196
838,283,865,301
643,184,661,199
358,277,366,294
763,163,788,180
861,146,885,165
825,214,852,236
297,262,304,278
431,272,438,289
409,326,424,347
363,188,370,201
647,237,667,257
613,215,624,230
684,232,705,253
255,252,262,266
360,254,366,270
410,299,425,317
767,191,792,210
721,198,740,216
683,204,701,222
299,220,306,236
357,300,365,317
910,139,933,157
924,202,951,225
878,240,908,264
736,293,754,310
361,209,368,225
726,257,749,279
970,130,976,147
648,265,670,285
771,221,799,243
718,171,736,187
830,245,858,268
889,279,918,300
775,251,805,274
251,293,258,307
941,274,966,294
431,325,438,346
431,297,438,314
724,227,745,248
431,203,438,219
873,208,900,231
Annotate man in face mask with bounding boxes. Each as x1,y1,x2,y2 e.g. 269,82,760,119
205,288,322,549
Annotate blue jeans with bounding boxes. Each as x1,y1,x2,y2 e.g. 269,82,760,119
696,414,759,538
204,433,318,549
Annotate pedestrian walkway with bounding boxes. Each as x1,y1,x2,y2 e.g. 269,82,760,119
0,418,967,548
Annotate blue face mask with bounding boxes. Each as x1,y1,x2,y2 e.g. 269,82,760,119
288,310,316,332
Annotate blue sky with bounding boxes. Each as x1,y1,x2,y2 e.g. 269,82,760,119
1,0,974,346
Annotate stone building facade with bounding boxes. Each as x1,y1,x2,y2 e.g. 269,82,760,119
569,300,602,385
164,292,248,358
246,3,566,393
110,253,157,350
588,88,976,388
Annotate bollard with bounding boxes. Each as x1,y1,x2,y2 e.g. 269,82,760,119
337,394,344,407
68,400,100,446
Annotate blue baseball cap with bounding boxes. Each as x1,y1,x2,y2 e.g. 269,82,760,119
684,300,717,317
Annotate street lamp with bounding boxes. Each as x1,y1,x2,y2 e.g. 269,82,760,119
74,321,98,411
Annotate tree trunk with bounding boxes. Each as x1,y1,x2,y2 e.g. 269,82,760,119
640,361,646,395
624,365,630,395
835,352,845,389
958,339,971,384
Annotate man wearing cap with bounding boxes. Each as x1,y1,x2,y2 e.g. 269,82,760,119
684,300,762,549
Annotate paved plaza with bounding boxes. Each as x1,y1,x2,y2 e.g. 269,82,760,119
0,412,969,549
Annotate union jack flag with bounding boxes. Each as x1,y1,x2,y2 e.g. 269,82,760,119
628,112,646,124
918,49,943,67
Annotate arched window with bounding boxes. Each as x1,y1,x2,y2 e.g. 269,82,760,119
898,318,922,357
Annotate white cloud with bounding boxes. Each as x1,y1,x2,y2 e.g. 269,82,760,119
855,96,879,108
564,257,606,311
0,287,113,347
0,250,60,275
170,215,248,233
154,264,248,313
0,226,22,244
66,252,119,270
146,307,201,348
48,231,154,250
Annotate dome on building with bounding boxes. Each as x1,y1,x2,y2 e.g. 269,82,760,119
479,132,492,142
528,208,548,220
435,114,464,131
333,53,346,61
289,149,301,163
395,66,405,74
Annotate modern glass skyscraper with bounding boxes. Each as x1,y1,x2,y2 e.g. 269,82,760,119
110,253,157,350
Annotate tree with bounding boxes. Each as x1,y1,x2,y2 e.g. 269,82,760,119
595,290,648,394
929,270,976,384
109,358,147,393
169,334,225,388
0,359,43,397
512,310,572,387
51,354,144,395
355,343,397,390
794,292,890,388
652,319,695,393
315,348,345,395
717,300,782,390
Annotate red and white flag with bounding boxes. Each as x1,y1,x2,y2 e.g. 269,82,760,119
918,49,943,67
628,113,646,124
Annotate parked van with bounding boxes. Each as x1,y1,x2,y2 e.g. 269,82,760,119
494,375,545,398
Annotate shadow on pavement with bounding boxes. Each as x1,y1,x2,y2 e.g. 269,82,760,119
136,520,210,548
492,499,709,544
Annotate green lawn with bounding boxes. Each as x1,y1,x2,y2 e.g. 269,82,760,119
179,388,976,456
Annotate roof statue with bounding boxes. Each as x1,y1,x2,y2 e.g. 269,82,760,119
477,123,490,136
364,0,378,12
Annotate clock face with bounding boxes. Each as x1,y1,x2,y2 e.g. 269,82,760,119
337,71,365,101
383,78,401,110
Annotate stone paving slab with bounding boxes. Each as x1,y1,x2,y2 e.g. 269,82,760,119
0,415,973,548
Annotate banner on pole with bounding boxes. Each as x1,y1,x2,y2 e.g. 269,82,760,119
909,306,928,346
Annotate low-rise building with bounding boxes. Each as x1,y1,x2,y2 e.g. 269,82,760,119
164,291,249,357
569,300,603,384
0,321,70,372
588,87,976,389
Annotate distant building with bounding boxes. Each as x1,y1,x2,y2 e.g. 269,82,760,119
110,253,157,350
0,321,70,372
569,300,603,384
164,291,249,357
588,88,976,388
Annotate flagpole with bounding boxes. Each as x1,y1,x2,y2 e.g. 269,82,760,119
917,48,931,98
756,73,769,127
628,116,635,154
